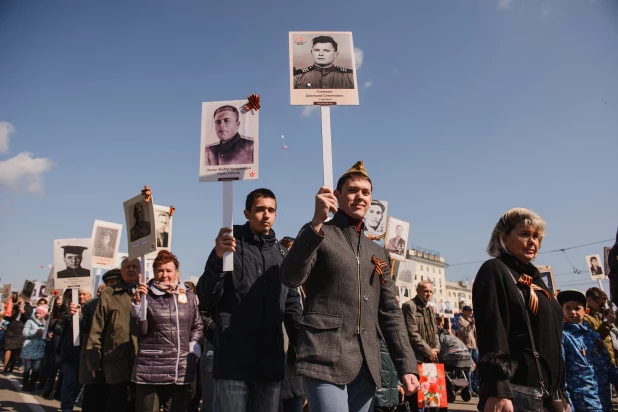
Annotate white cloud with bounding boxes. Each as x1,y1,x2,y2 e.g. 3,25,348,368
0,122,55,193
354,48,364,70
0,121,14,153
363,80,373,91
498,0,515,9
301,106,319,118
541,3,551,17
0,152,55,193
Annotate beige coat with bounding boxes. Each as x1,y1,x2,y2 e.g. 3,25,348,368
457,315,477,349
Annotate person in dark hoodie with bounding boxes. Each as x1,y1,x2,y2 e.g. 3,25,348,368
197,188,302,412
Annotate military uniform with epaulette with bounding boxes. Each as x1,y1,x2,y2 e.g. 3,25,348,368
293,65,355,89
57,267,91,279
206,132,254,166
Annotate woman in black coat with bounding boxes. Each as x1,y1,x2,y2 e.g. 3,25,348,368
472,208,568,412
2,299,32,374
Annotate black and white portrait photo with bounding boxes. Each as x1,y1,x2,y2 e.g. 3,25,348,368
289,31,360,105
156,212,169,248
586,254,605,280
199,100,259,182
91,220,122,268
20,280,35,301
365,200,388,238
385,217,410,261
123,193,157,258
54,238,93,290
147,205,174,259
536,265,556,296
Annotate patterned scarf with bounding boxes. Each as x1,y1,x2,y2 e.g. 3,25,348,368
153,280,179,295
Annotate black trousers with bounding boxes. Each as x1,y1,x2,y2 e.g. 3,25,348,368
82,383,107,412
135,384,187,412
107,381,134,412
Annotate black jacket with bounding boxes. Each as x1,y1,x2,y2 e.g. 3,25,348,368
472,254,565,410
197,223,302,382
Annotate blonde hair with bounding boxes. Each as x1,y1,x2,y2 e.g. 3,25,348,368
487,207,546,258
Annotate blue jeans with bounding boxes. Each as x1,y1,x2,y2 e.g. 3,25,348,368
304,363,376,412
213,378,281,412
467,348,479,391
60,362,81,411
24,359,42,375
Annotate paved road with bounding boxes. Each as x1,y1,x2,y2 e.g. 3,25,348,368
0,367,479,412
0,368,81,412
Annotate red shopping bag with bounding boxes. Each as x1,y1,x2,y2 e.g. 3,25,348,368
417,363,448,408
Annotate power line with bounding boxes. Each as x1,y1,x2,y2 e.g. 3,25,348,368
446,238,613,267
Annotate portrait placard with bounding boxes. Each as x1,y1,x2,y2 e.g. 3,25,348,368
199,100,259,183
123,194,157,258
53,238,93,290
19,280,35,301
147,205,173,259
289,31,359,106
35,282,47,299
91,220,123,268
365,200,388,239
1,284,12,303
586,254,605,280
46,266,55,292
604,247,611,278
385,217,410,261
536,265,556,296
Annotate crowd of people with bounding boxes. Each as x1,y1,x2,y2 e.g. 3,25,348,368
0,162,618,412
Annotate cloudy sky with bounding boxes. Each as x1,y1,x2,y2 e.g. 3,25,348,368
0,0,617,291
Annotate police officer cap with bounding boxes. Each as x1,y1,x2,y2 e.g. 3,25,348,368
102,268,121,282
557,290,586,307
61,246,88,255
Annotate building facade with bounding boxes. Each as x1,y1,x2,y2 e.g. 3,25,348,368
444,280,473,314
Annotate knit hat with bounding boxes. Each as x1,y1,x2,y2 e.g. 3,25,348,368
36,306,49,316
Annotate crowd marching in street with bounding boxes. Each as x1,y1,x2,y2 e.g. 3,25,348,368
1,162,618,412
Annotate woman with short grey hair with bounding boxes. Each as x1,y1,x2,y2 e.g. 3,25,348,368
472,208,569,412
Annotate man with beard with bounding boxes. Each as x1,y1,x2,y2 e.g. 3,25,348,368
205,105,254,166
86,259,140,411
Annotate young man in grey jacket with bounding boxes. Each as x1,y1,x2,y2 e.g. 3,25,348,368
281,161,419,412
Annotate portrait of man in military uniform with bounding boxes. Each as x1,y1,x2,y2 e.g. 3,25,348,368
130,202,151,242
57,246,91,279
365,199,388,238
293,35,355,89
156,212,169,248
385,217,410,260
205,105,254,166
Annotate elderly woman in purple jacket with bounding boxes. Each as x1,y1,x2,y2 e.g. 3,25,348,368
132,250,203,412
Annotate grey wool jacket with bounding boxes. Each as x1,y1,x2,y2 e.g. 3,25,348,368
280,212,418,387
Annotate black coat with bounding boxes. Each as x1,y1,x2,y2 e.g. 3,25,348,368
472,254,565,410
197,223,302,382
4,303,33,349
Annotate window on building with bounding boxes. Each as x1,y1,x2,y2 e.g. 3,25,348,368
439,269,442,274
421,276,423,281
440,289,442,295
439,280,442,286
433,268,435,273
415,275,417,280
420,265,423,271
